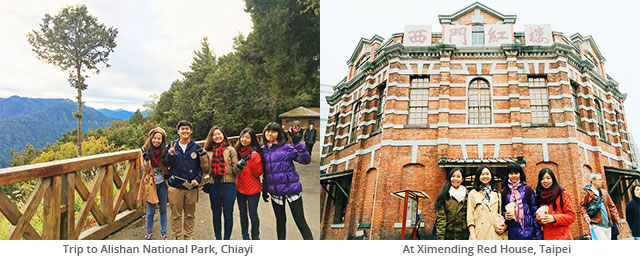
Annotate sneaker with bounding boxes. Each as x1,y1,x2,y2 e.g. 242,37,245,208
144,234,152,240
160,234,167,240
172,236,179,240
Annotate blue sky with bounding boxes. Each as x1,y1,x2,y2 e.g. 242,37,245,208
0,0,252,111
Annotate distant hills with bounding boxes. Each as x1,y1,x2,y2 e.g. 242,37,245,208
0,96,135,167
97,108,135,120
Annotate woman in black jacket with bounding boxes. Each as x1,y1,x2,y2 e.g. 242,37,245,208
626,185,640,240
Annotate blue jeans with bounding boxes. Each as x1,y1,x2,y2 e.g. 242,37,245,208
635,237,640,240
209,182,236,240
237,192,260,240
146,181,168,235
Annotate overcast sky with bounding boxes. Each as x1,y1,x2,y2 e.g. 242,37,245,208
0,0,252,111
320,0,640,145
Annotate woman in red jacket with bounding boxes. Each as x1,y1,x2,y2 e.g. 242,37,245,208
234,128,263,240
535,168,576,240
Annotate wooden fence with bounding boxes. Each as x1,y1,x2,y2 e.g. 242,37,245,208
0,135,248,240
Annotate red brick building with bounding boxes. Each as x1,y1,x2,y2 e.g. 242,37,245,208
320,2,639,240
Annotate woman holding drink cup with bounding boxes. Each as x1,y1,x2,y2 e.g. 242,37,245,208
501,162,542,240
535,168,576,240
467,166,507,240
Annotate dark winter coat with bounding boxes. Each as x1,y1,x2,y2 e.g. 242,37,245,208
435,196,469,240
261,141,311,196
626,198,640,237
501,183,543,240
163,139,204,189
303,128,316,144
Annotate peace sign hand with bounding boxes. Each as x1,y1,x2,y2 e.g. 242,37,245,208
168,141,177,156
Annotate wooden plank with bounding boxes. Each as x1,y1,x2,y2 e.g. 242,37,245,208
66,172,75,240
0,190,41,239
101,165,114,224
78,208,144,240
0,150,140,186
43,176,62,239
74,173,106,226
130,158,140,210
112,161,133,219
7,178,50,240
74,166,106,238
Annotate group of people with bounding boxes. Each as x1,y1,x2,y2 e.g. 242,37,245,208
136,120,314,240
434,162,640,240
288,123,317,156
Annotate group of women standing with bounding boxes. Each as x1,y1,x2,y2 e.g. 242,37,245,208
137,122,313,240
435,163,576,240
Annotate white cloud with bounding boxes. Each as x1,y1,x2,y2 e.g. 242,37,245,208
0,0,252,111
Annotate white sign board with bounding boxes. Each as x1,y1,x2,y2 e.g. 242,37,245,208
484,24,513,46
524,24,553,46
403,25,432,46
443,25,472,47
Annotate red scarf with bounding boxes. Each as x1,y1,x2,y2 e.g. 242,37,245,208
540,186,557,206
238,146,252,159
150,149,162,168
210,141,226,176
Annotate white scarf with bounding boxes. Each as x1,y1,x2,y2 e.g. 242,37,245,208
449,185,467,202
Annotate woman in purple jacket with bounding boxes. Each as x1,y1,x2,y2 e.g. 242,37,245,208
261,122,313,240
501,162,542,240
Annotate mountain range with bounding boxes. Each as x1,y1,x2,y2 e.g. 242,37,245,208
0,96,134,167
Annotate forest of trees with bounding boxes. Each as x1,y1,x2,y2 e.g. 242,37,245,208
4,0,319,203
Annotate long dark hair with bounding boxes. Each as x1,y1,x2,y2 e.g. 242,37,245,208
473,166,495,191
435,167,464,209
631,185,640,200
204,126,230,151
535,168,564,210
262,122,286,145
142,128,166,159
502,162,526,189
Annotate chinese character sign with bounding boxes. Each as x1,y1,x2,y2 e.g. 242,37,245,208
444,25,472,47
484,24,512,46
525,24,552,46
403,25,432,47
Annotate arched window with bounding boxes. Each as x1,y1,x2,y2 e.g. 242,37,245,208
375,82,386,131
595,100,607,142
468,78,491,124
572,82,582,129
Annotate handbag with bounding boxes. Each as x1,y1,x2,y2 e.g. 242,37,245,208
202,183,211,194
586,194,603,217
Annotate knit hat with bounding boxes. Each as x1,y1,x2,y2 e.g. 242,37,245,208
148,127,167,138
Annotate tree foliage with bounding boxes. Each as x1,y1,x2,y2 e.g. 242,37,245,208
27,4,117,156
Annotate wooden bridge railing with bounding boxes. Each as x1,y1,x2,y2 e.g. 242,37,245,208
0,135,252,240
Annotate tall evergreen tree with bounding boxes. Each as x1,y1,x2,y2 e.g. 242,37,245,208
27,5,117,156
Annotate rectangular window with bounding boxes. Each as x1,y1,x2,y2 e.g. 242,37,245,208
375,82,386,131
472,25,484,45
468,79,491,124
331,114,339,149
529,77,550,124
348,102,361,144
572,82,582,129
408,77,429,125
595,100,607,142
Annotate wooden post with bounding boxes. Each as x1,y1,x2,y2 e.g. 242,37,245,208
66,172,76,239
400,191,408,240
101,165,114,224
43,176,62,239
60,173,68,239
